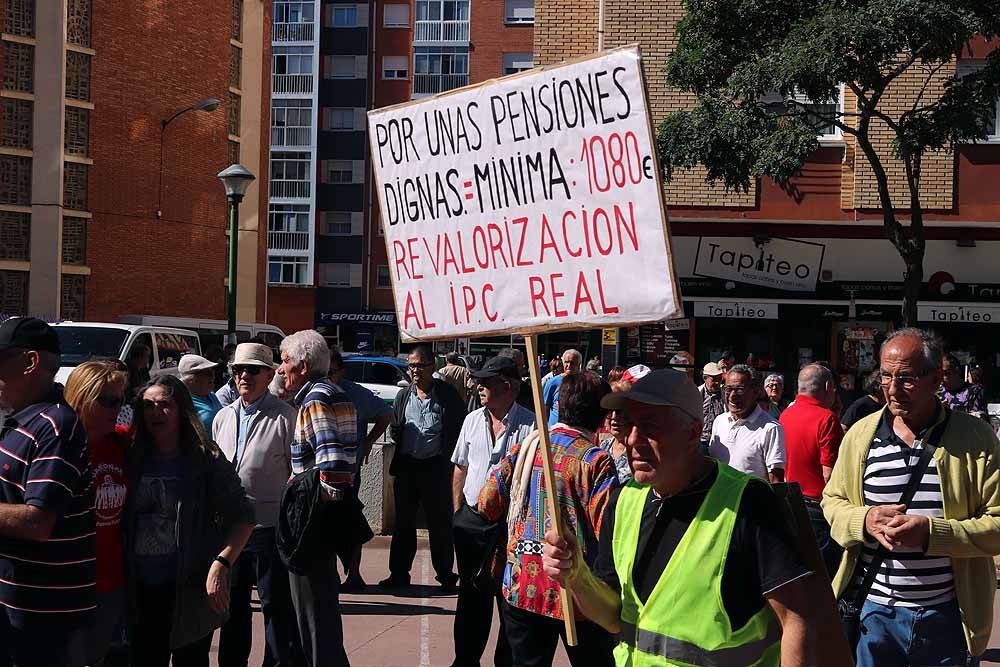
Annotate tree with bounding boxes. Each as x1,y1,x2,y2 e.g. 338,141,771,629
656,0,1000,326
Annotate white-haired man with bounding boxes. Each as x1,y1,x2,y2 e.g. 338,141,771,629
543,348,582,427
215,343,301,667
278,330,358,667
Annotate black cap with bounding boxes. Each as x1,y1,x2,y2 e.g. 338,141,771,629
470,356,518,379
0,317,60,355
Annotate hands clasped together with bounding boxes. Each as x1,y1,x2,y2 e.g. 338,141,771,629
865,503,931,551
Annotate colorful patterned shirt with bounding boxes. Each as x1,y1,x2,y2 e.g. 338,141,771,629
940,383,986,418
599,436,632,484
478,424,619,620
291,380,358,485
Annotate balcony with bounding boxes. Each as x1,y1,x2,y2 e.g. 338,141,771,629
413,73,469,96
271,126,312,147
272,73,314,95
268,230,311,251
413,20,469,43
273,22,315,42
270,179,311,199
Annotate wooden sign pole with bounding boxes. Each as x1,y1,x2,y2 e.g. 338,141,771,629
524,334,578,645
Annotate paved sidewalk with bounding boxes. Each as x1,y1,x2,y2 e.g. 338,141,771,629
211,534,573,666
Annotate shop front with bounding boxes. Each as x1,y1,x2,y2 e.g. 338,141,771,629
316,311,399,355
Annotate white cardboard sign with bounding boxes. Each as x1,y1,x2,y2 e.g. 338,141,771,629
367,46,681,341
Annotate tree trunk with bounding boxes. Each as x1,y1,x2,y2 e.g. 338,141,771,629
901,253,923,328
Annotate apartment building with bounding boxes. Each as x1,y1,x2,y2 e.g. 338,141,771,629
533,2,1000,392
0,0,271,324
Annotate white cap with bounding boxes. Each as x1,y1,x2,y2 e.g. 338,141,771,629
178,354,219,375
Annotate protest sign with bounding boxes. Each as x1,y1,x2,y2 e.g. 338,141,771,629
368,45,682,341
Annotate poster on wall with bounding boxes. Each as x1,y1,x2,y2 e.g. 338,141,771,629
367,46,682,341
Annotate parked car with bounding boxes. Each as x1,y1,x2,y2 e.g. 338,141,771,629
53,322,201,385
342,356,410,404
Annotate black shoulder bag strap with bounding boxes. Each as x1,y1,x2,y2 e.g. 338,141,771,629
850,410,952,610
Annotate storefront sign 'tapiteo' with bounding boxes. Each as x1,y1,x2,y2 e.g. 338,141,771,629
693,301,779,319
694,237,825,292
918,304,1000,324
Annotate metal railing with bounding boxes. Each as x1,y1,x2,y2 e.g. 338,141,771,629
273,22,315,41
272,73,314,94
413,20,469,42
267,230,311,251
271,126,312,147
269,179,311,199
413,73,469,96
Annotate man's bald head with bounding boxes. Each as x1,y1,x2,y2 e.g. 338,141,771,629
797,363,836,409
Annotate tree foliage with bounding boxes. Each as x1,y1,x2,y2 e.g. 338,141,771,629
656,0,1000,324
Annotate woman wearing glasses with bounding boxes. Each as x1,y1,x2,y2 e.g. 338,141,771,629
125,375,254,666
64,360,131,666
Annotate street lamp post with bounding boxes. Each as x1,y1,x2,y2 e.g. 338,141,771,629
157,98,221,219
217,164,256,345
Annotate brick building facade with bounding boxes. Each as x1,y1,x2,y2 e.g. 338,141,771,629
0,0,270,326
532,0,1000,395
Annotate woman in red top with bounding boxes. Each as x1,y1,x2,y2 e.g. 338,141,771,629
65,360,130,666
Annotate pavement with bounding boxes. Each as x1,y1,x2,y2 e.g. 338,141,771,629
211,535,1000,667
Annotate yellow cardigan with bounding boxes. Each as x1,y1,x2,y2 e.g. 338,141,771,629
821,407,1000,657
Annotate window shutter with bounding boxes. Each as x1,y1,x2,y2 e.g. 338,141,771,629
323,4,334,27
351,211,364,235
355,55,368,79
384,3,409,26
356,4,369,26
352,160,366,184
354,108,367,132
350,264,363,288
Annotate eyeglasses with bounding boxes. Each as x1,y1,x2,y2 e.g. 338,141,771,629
96,394,123,410
231,365,263,377
407,362,434,370
723,386,748,396
878,371,930,389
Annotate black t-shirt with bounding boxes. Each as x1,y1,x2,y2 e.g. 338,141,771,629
841,395,882,431
593,465,811,630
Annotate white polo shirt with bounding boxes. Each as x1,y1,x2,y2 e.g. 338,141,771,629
709,405,786,481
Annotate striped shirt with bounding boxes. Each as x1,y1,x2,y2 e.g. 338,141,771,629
291,380,358,485
857,410,954,607
0,387,95,621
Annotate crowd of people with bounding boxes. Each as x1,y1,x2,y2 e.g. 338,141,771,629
0,315,999,666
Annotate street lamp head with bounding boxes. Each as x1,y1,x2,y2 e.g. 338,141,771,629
217,163,256,202
192,97,221,112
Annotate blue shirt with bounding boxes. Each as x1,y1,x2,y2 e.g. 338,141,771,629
340,379,393,446
543,374,565,427
192,392,223,436
235,396,264,466
401,386,444,459
0,386,94,620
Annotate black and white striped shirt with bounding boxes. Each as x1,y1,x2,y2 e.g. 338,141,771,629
857,412,954,607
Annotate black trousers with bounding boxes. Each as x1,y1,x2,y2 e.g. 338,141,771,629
132,582,214,667
389,454,455,581
289,557,350,667
805,500,842,579
0,609,86,667
218,527,302,667
453,581,510,667
503,602,616,667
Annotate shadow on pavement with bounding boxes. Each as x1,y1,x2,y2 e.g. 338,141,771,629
341,600,455,616
351,584,457,599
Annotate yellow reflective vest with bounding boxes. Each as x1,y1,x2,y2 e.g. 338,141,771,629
612,462,781,666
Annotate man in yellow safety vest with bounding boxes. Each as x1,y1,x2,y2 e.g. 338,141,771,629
542,369,817,666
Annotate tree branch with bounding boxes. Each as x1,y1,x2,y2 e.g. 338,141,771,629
909,60,949,115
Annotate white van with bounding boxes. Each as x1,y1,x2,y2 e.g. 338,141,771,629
53,322,201,385
119,315,285,358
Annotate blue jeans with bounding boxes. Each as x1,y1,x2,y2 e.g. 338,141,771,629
856,598,979,667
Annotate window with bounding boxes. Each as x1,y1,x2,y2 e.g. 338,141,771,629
62,217,87,265
228,92,241,136
272,99,312,146
503,52,533,76
154,333,199,370
324,160,353,183
762,87,843,141
413,47,468,94
332,5,357,26
64,106,88,156
270,152,311,198
957,60,999,140
269,255,310,284
268,204,310,232
504,0,533,23
2,99,32,149
232,0,243,40
383,56,408,80
320,263,362,287
416,0,468,21
2,42,34,93
66,0,91,46
0,211,29,262
323,211,353,235
230,45,242,89
4,0,34,37
0,155,31,205
0,269,28,316
376,265,391,288
274,1,314,23
63,162,88,211
324,107,355,130
65,51,91,101
329,55,357,79
273,46,313,75
60,275,85,322
384,3,409,26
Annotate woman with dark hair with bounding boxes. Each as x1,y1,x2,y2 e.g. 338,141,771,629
600,380,634,484
125,375,254,666
478,372,620,667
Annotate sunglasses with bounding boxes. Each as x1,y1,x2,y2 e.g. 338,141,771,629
96,394,124,410
407,362,434,370
231,365,264,377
